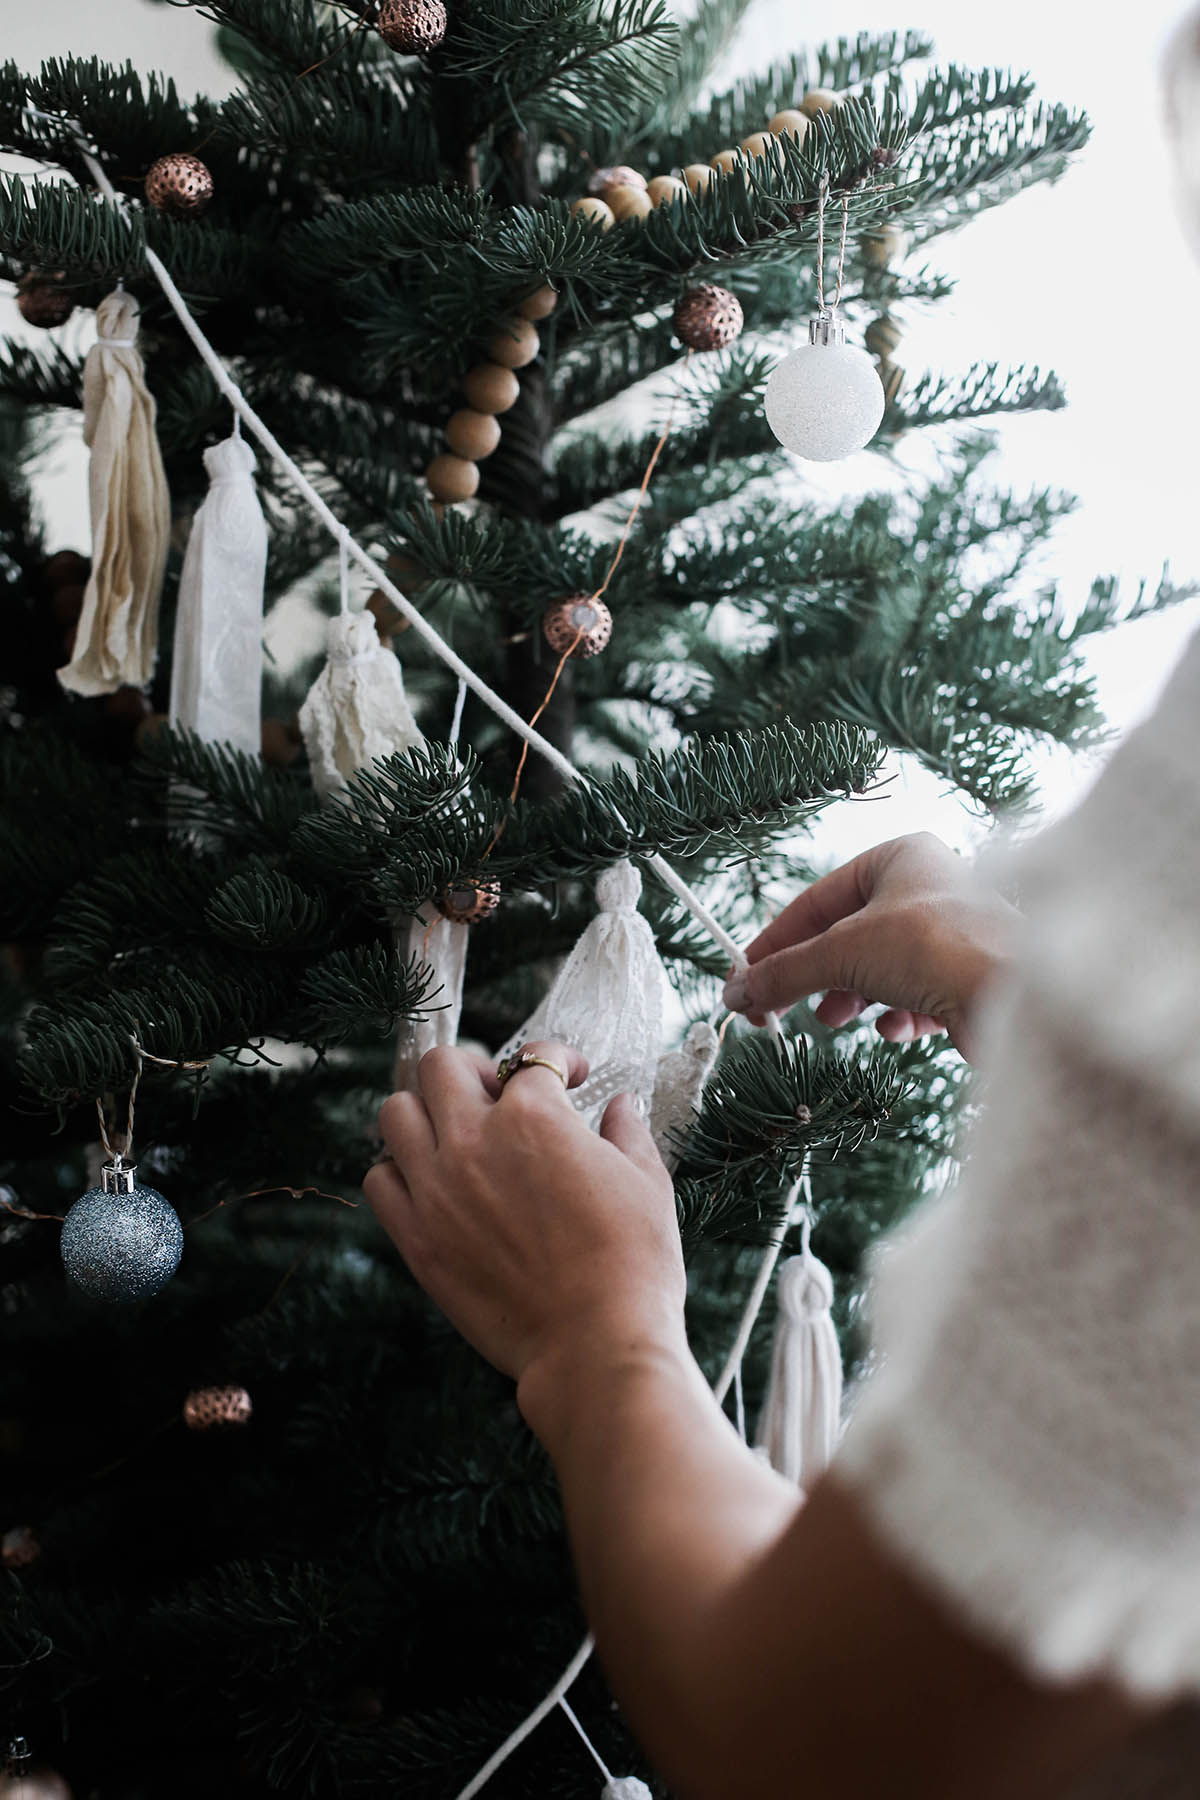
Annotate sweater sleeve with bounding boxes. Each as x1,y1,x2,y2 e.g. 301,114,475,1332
835,632,1200,1702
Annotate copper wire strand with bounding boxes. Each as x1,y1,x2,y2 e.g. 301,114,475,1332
495,352,692,827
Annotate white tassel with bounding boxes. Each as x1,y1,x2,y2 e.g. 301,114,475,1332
498,860,667,1130
168,429,266,753
603,1781,652,1799
650,1019,719,1172
755,1218,843,1490
60,290,170,696
298,609,423,799
391,911,468,1091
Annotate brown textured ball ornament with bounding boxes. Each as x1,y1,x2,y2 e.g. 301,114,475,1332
646,175,688,206
183,1385,253,1430
683,163,715,193
377,0,447,51
462,362,520,414
436,878,501,924
16,271,74,329
144,152,214,216
1,1524,39,1568
542,594,613,659
672,283,743,352
570,196,615,231
607,184,653,223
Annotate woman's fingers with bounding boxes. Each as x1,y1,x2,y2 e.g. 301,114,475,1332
362,1158,415,1249
814,990,868,1029
417,1045,495,1140
379,1087,436,1161
725,921,860,1019
599,1092,671,1183
497,1039,589,1108
743,852,876,967
876,1009,947,1042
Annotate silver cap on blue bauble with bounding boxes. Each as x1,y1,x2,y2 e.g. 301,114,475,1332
60,1158,183,1302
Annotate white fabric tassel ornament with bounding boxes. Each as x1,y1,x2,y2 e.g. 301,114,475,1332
498,860,667,1130
650,1019,719,1172
392,912,468,1091
298,608,423,799
603,1781,652,1799
168,430,266,752
755,1218,844,1491
60,289,170,696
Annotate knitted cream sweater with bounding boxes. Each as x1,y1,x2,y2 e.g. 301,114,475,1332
837,629,1200,1793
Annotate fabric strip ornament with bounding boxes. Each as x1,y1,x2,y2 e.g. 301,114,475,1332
298,600,423,800
650,1019,719,1171
168,429,266,753
59,289,170,696
755,1207,844,1491
498,859,667,1130
392,911,468,1092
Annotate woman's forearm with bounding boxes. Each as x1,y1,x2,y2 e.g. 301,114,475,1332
518,1331,801,1789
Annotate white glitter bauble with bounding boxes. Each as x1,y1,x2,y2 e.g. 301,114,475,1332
764,334,885,462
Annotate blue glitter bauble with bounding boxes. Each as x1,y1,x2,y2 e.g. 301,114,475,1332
60,1180,183,1302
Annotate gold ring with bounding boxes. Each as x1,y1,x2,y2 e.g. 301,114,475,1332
496,1049,569,1091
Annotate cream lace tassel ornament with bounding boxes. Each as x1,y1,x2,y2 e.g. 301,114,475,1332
59,289,170,696
499,860,667,1130
603,1782,652,1799
392,911,469,1092
755,1212,844,1491
168,430,266,752
298,604,423,800
650,1019,719,1171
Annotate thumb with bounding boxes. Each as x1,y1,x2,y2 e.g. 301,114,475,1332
726,919,862,1019
599,1092,670,1182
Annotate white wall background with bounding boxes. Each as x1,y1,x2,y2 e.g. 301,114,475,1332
5,0,1199,858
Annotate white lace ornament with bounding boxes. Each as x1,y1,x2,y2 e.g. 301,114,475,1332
168,431,266,753
498,860,667,1130
650,1019,719,1172
392,912,469,1092
298,608,423,800
602,1781,652,1799
755,1215,844,1490
59,290,170,697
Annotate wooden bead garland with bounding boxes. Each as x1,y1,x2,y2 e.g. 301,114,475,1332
422,287,559,506
419,81,890,505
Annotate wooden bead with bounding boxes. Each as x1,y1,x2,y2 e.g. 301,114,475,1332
462,362,520,414
445,408,501,460
591,165,646,196
864,315,903,357
43,549,90,590
741,131,787,166
768,109,810,141
366,590,406,647
607,184,653,222
646,174,688,206
134,712,169,748
683,163,716,193
425,453,480,502
709,148,742,174
571,196,615,230
104,684,152,725
518,284,559,320
800,88,841,118
877,360,906,403
863,224,907,269
485,316,540,369
51,582,87,627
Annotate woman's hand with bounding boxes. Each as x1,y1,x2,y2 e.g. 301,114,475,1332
362,1041,687,1397
723,833,1018,1061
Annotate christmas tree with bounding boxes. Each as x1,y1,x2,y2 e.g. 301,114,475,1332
0,6,1185,1796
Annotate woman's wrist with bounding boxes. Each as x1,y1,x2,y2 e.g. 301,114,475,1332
517,1315,693,1455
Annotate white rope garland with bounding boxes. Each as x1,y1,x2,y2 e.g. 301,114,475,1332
42,122,806,1791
